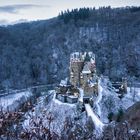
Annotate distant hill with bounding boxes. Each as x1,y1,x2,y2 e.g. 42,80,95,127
0,7,140,89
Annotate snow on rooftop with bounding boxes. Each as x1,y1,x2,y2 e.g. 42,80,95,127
88,52,95,58
70,52,95,62
82,63,91,74
82,71,91,74
53,93,76,107
68,95,78,99
60,80,67,86
59,78,69,86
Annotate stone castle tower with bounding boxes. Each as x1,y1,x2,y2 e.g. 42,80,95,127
70,52,84,87
70,52,98,96
122,77,127,93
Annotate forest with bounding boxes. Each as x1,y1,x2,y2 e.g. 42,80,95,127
0,6,140,90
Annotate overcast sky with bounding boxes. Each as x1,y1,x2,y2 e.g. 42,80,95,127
0,0,140,25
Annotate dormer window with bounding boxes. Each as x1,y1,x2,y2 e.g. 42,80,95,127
80,73,83,78
71,72,74,78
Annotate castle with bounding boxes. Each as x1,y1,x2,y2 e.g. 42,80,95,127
55,52,98,104
55,51,127,104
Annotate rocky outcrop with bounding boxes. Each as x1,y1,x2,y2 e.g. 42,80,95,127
123,101,140,129
102,102,140,140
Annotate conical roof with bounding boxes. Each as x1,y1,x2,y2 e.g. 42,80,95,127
82,63,91,74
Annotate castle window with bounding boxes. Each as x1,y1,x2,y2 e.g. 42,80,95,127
71,73,74,78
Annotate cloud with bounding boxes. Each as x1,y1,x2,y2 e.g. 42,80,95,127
0,19,30,26
0,4,50,14
0,19,9,26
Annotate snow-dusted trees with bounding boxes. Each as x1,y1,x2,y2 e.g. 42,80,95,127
61,117,95,140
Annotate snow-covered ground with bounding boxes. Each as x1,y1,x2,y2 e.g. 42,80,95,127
22,91,77,136
3,78,139,138
93,78,118,123
98,80,121,123
97,77,140,123
78,80,105,136
121,87,140,110
0,90,32,111
95,80,103,117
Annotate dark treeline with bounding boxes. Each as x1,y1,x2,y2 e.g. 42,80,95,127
130,6,140,12
58,6,140,24
58,8,92,23
0,6,140,90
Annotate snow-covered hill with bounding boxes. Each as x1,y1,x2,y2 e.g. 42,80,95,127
95,77,140,123
0,90,32,111
22,91,77,136
1,78,140,139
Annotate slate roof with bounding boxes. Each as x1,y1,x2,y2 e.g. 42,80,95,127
82,63,91,74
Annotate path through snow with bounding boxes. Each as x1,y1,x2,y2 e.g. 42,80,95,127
78,80,105,135
85,103,104,134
